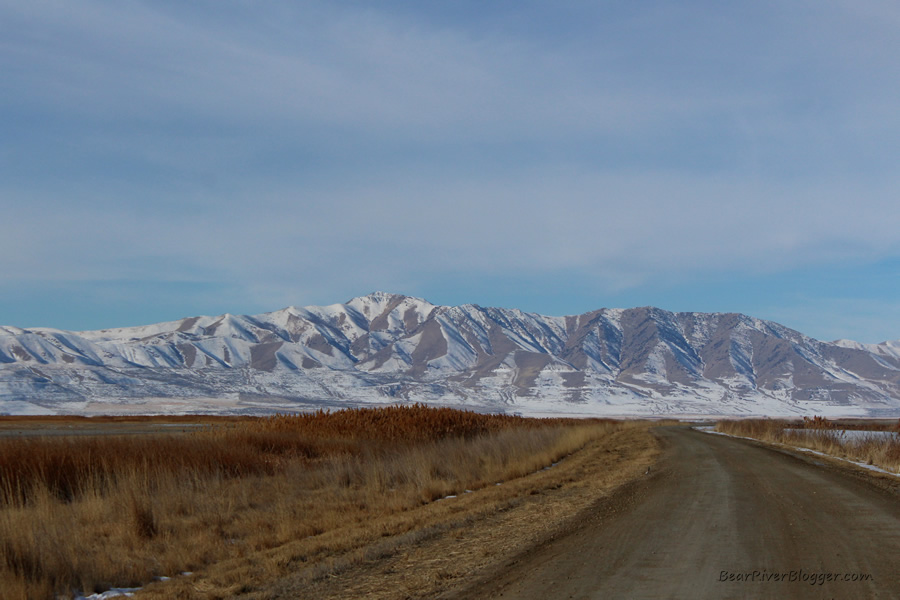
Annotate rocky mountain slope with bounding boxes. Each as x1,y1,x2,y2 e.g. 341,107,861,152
2,292,899,417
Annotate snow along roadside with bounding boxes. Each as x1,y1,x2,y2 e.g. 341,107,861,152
694,426,900,478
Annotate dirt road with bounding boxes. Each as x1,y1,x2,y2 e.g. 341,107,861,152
452,427,900,599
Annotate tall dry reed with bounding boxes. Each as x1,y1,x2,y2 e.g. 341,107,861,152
0,406,615,599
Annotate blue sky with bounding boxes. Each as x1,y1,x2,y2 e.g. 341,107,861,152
2,1,900,342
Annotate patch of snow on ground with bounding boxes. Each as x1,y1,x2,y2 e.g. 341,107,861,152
73,586,141,599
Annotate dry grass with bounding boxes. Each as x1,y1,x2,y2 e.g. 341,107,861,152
233,422,659,600
0,406,624,599
716,416,900,474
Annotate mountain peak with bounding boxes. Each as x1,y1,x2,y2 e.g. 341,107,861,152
345,292,435,316
347,291,420,305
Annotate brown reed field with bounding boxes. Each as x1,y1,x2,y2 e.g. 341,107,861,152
715,416,900,475
0,406,639,599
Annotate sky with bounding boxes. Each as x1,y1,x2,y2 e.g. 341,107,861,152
2,1,900,343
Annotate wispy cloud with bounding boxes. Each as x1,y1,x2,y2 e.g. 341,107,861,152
2,1,900,337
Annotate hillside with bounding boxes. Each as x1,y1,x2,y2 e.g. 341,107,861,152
2,292,900,417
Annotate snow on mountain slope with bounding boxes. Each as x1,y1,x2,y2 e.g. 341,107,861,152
2,293,900,417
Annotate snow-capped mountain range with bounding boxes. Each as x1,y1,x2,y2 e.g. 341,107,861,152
2,292,900,417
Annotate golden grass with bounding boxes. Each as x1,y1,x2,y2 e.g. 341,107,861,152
716,416,900,474
0,406,623,599
145,421,657,600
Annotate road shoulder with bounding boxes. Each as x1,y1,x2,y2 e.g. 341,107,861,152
239,425,660,600
697,427,900,498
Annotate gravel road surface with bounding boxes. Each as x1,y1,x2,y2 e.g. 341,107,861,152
453,427,900,599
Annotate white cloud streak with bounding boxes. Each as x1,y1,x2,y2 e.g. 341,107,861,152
2,0,900,334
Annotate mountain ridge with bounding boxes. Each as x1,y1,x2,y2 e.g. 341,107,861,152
2,292,899,417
